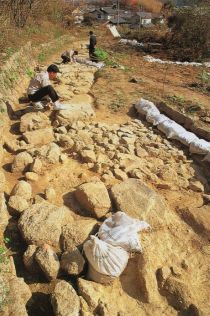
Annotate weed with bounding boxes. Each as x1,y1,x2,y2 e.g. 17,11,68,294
0,239,10,311
6,47,15,58
38,52,46,62
26,68,34,78
167,94,185,104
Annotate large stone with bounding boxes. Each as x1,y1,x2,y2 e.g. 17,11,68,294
75,182,111,219
28,143,61,164
19,202,71,247
11,151,33,173
6,277,32,316
61,219,97,251
23,128,54,146
35,244,60,281
56,101,95,126
61,248,85,275
8,196,29,214
11,180,32,200
51,280,80,316
20,112,51,133
111,179,167,224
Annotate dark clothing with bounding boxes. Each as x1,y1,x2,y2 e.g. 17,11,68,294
89,34,97,48
61,55,70,64
89,34,97,62
28,85,59,103
89,46,96,61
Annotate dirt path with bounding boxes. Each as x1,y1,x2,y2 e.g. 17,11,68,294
1,32,210,316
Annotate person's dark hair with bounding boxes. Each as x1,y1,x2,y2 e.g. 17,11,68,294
89,31,93,35
47,64,61,73
74,50,78,55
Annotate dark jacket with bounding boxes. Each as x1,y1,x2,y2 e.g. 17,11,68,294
89,34,97,48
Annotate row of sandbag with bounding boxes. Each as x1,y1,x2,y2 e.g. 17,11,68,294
76,57,105,69
119,38,144,48
135,99,210,162
83,212,150,282
144,55,210,68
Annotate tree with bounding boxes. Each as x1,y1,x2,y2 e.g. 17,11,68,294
167,7,210,61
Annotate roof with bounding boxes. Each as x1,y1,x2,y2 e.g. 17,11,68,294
135,12,153,19
109,17,129,24
100,7,117,15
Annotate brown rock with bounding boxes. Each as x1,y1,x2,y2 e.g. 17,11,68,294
61,248,85,275
35,244,60,281
11,151,33,173
11,180,32,200
20,112,51,132
51,280,80,316
23,128,54,146
75,182,111,219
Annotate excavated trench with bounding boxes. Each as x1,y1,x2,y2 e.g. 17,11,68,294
1,40,210,316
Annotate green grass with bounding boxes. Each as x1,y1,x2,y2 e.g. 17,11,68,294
38,52,47,62
26,68,35,78
0,239,10,311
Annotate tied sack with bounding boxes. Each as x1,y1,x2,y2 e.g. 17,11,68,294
135,98,159,116
98,212,150,252
83,235,129,277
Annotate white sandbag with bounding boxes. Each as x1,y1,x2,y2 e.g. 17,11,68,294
157,119,186,139
87,263,116,284
173,131,199,146
98,212,150,252
83,235,129,277
135,98,159,116
189,139,210,154
146,113,168,126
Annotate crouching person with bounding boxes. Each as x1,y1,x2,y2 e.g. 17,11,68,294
61,50,78,64
27,64,65,110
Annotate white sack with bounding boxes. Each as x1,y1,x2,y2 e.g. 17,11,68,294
83,235,129,277
146,113,168,126
98,212,150,252
173,131,199,146
135,98,159,116
157,120,186,139
189,139,210,154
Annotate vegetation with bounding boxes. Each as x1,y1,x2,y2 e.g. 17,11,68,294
0,0,74,63
167,7,210,61
0,238,10,311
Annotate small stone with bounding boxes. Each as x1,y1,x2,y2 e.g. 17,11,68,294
114,168,128,181
80,150,96,163
61,248,85,275
45,187,56,203
35,244,60,281
11,180,32,200
23,245,40,273
30,158,42,174
11,151,33,173
60,154,68,164
56,126,67,134
203,194,210,205
25,172,39,182
189,180,204,192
